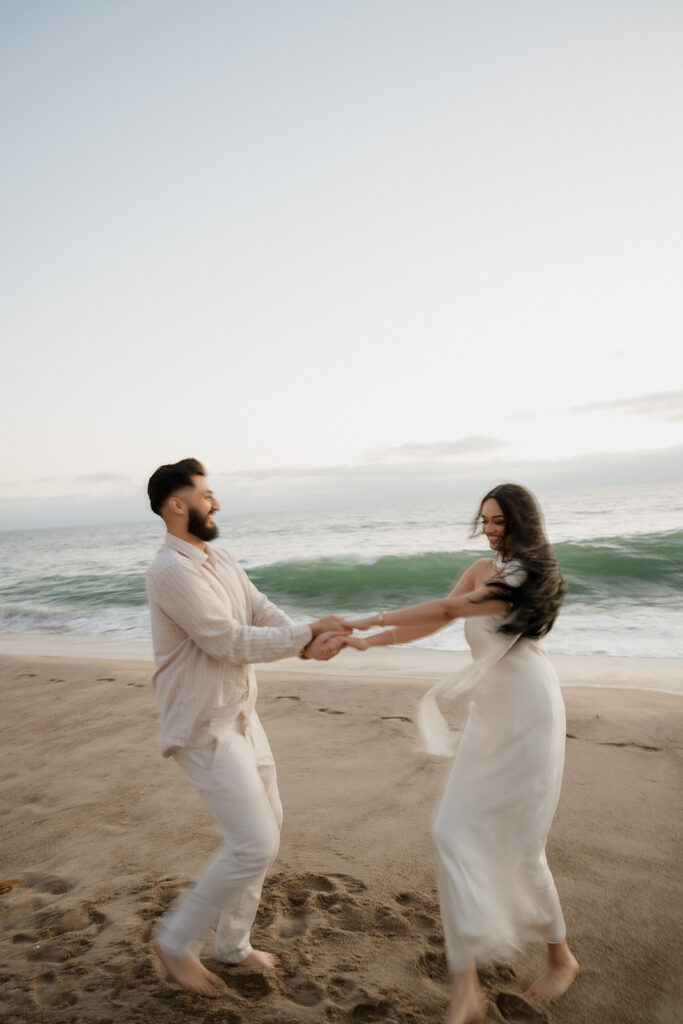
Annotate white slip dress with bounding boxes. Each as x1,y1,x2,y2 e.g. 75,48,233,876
418,572,567,972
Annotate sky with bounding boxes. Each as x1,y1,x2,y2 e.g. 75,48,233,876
2,0,682,530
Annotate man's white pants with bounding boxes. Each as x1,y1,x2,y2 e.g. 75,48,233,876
156,713,282,964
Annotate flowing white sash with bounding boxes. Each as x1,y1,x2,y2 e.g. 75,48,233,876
417,633,520,756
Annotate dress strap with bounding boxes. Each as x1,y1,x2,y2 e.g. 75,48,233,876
417,633,520,757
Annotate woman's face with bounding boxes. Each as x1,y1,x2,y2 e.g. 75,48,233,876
481,498,506,553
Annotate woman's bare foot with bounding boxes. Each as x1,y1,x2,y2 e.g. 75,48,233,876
446,965,488,1024
152,940,228,997
523,940,579,1002
236,948,280,970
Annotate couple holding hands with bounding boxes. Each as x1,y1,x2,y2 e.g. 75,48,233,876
145,459,578,1024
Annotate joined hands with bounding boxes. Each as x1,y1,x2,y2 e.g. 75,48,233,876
304,614,351,661
304,631,348,660
303,613,384,659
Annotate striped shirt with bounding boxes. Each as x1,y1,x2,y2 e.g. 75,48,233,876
146,533,312,756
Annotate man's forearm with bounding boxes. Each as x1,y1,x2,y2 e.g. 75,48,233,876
203,620,313,664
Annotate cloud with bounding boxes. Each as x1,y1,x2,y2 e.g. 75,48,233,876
367,436,507,462
572,389,683,421
1,443,682,531
210,442,683,512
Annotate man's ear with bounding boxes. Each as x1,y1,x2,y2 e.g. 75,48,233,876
167,496,186,516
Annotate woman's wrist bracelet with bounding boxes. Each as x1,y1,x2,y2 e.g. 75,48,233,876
377,610,386,626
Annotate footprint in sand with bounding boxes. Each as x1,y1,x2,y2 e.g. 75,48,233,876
273,904,312,938
41,902,108,938
348,997,395,1021
23,872,75,895
600,740,661,751
200,1012,244,1024
300,871,342,893
23,902,108,964
2,876,72,941
417,948,449,983
285,974,326,1007
29,966,83,1009
250,873,393,1014
395,889,442,944
262,871,327,929
133,875,183,923
326,973,359,1002
109,956,158,994
2,877,109,990
496,991,550,1023
329,873,367,895
395,889,438,913
27,934,92,963
370,905,410,936
222,969,273,1001
479,963,517,987
253,872,444,1022
204,1013,244,1024
30,975,79,1010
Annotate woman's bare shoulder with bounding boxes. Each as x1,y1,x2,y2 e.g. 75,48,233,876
470,557,500,585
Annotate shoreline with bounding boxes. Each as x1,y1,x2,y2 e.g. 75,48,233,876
0,629,681,694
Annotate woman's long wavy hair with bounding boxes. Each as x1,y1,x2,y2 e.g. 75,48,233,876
471,483,567,637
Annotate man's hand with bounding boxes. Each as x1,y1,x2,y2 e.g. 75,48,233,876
303,631,347,660
310,614,351,636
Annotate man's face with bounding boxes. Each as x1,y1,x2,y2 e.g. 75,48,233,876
185,475,221,542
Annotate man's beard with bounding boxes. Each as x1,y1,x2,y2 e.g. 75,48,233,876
187,507,218,542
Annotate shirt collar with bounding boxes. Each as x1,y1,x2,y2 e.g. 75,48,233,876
164,532,210,564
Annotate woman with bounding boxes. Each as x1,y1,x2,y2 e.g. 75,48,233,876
344,484,579,1024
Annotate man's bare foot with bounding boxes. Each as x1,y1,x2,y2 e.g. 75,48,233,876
152,940,228,997
446,965,488,1024
523,941,579,1002
235,948,280,970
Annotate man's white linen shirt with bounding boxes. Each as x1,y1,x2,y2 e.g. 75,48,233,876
147,533,312,756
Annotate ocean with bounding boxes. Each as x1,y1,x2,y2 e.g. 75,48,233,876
0,481,681,659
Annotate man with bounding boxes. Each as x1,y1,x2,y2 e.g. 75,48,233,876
146,458,348,996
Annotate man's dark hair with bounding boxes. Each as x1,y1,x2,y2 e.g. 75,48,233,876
147,458,206,515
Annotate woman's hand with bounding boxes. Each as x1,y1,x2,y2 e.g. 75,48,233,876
345,615,377,631
343,635,371,651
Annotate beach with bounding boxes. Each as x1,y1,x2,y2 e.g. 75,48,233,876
0,646,681,1024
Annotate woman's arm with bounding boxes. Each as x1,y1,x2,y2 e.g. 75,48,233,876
345,583,509,650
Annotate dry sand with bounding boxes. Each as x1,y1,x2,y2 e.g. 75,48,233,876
1,649,681,1024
